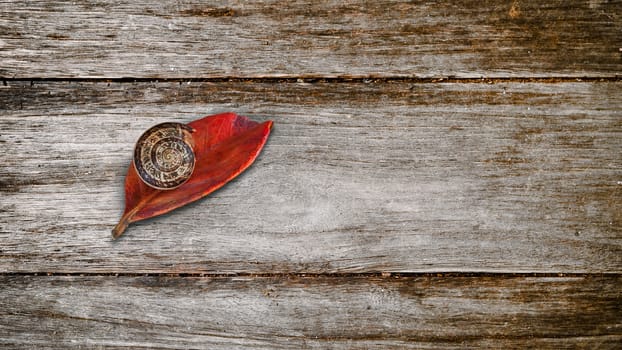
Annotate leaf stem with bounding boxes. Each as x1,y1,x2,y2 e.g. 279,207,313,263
111,216,130,240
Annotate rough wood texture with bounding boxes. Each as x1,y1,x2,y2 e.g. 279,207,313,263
1,81,620,273
1,0,621,78
2,1,621,347
1,275,620,349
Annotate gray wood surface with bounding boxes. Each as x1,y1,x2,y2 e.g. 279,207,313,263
1,0,621,78
2,81,620,273
2,1,621,347
1,275,620,349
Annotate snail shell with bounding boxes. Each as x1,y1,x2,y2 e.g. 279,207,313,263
133,122,196,190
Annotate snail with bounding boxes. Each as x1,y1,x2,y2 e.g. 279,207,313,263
133,122,196,190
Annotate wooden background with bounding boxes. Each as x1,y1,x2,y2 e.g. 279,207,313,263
1,1,621,348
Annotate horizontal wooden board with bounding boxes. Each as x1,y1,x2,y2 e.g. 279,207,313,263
0,0,620,78
1,81,620,273
1,275,620,349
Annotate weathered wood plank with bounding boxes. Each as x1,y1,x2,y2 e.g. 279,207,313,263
1,0,620,78
1,81,621,273
1,275,620,349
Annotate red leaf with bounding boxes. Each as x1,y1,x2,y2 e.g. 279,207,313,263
112,113,273,239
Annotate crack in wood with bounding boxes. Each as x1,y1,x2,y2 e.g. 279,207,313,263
2,76,621,84
2,272,620,278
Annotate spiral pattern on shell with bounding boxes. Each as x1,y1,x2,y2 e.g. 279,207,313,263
133,122,195,190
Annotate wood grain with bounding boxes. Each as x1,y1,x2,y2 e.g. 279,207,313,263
1,0,620,78
1,81,620,273
3,2,619,348
1,275,620,349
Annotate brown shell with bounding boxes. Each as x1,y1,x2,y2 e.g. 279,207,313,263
133,122,196,190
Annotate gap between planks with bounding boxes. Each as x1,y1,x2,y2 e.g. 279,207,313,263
2,272,620,278
1,76,622,85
